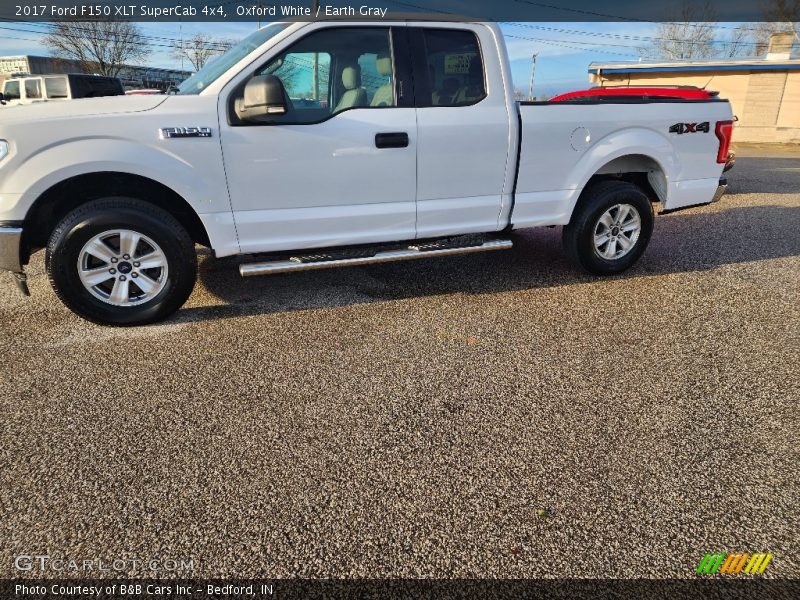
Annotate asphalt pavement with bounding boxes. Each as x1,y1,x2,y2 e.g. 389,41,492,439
1,150,798,579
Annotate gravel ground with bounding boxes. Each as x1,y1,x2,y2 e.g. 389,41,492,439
0,153,798,579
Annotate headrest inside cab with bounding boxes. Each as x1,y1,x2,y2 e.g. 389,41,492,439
376,55,392,76
342,66,361,90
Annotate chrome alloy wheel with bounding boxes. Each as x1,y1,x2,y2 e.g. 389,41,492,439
593,203,642,260
77,229,168,307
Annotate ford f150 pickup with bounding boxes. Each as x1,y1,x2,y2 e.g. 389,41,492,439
0,18,733,325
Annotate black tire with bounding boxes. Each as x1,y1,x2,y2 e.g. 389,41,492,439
562,180,654,275
46,197,197,326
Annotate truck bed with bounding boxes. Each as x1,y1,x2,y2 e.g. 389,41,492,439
512,98,733,227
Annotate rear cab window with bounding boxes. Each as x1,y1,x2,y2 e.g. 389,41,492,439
417,28,486,107
45,77,69,99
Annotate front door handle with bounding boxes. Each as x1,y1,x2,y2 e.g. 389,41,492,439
375,132,409,149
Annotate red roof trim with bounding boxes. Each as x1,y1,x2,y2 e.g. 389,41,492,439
550,86,715,102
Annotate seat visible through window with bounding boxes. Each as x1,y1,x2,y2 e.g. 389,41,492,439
433,78,459,106
454,59,485,105
257,27,396,124
370,53,394,107
335,65,367,112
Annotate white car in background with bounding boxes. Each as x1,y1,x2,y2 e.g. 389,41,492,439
1,74,124,106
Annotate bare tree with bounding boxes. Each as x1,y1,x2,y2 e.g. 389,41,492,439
172,34,236,71
640,0,798,61
642,1,718,60
720,26,750,58
750,22,799,56
43,21,150,77
760,0,800,42
752,22,784,54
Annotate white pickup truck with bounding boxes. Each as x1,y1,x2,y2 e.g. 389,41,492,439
0,19,733,325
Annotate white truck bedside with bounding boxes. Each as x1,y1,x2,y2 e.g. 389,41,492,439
0,19,733,325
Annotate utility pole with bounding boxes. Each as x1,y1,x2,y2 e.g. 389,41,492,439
178,22,184,72
528,53,538,101
311,0,320,100
313,53,319,101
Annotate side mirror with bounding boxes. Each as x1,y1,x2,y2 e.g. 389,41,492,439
236,75,287,121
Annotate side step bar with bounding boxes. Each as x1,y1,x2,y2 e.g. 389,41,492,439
240,239,513,277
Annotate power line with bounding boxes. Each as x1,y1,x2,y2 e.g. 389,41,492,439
0,20,236,51
505,32,647,51
509,0,770,31
505,34,641,58
385,0,776,34
504,21,770,47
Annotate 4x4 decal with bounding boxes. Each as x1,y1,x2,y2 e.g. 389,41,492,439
669,122,710,134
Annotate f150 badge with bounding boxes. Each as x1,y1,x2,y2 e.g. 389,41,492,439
159,127,213,139
669,122,710,134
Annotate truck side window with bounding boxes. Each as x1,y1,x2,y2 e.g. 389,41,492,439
45,77,68,99
257,27,395,124
3,80,20,100
421,29,485,107
25,79,42,100
269,51,332,111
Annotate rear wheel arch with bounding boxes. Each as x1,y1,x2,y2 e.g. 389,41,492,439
580,153,668,207
22,172,211,263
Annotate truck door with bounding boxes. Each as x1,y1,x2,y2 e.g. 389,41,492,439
219,25,417,255
409,25,515,237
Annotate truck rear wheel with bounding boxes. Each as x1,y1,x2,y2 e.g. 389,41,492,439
562,181,654,275
46,197,197,326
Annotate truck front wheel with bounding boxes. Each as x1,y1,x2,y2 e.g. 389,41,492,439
45,197,197,326
562,181,654,275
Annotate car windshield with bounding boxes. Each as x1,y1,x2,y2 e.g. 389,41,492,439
177,23,291,95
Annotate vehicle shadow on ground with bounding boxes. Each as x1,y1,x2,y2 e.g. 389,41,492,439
175,203,800,324
725,157,800,195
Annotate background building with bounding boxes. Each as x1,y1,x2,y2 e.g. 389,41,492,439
0,55,192,91
588,34,800,144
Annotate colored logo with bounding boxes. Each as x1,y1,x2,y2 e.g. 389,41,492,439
696,552,774,575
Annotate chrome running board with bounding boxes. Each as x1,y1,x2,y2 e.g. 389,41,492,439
239,239,513,277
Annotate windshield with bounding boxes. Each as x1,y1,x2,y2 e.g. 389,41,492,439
177,23,291,95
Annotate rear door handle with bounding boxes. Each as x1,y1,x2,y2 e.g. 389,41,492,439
375,132,409,149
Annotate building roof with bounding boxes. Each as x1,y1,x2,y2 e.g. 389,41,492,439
589,58,800,76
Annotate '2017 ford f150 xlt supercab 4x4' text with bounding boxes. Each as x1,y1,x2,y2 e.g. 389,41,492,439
0,19,733,325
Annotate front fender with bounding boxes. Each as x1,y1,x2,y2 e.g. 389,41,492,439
0,135,239,256
9,137,223,213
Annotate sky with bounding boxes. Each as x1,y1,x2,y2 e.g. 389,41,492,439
0,20,749,97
